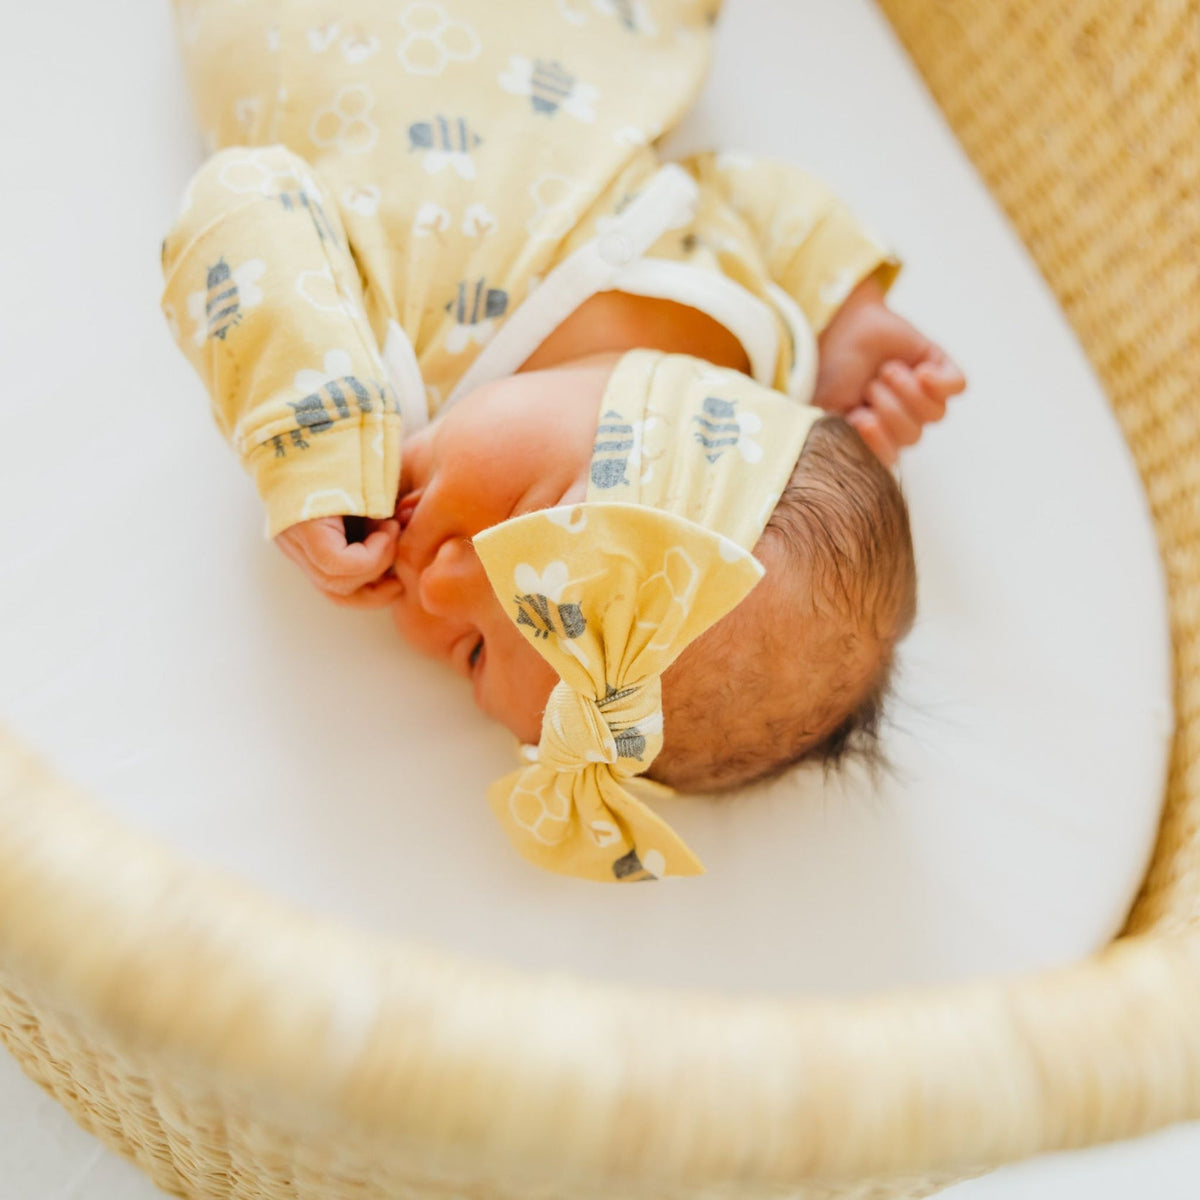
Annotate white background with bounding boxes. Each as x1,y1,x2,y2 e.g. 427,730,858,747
0,0,1191,1195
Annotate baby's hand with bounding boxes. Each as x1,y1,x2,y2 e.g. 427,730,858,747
274,516,402,609
813,276,966,466
846,347,966,467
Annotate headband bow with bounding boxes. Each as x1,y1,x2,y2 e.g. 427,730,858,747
473,351,823,882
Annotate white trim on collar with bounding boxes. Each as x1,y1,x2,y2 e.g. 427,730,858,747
445,163,700,406
764,281,819,404
608,257,779,388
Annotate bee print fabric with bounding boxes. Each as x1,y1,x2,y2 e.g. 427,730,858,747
472,350,823,883
586,350,821,548
162,145,402,537
163,0,898,540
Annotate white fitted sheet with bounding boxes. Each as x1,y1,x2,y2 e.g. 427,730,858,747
0,0,1175,1193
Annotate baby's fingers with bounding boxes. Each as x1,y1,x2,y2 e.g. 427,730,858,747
277,517,402,598
353,522,402,576
881,361,947,424
865,380,922,449
305,519,399,580
915,352,967,400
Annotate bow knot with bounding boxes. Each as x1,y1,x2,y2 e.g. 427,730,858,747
474,499,774,882
537,679,664,776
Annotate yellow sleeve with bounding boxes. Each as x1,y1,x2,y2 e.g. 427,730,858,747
161,145,402,538
680,152,901,336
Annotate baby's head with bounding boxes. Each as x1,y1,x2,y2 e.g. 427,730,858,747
391,353,915,793
653,414,915,791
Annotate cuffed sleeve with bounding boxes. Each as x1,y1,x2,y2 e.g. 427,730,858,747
161,144,402,537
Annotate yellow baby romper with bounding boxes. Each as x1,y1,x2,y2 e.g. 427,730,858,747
162,0,900,536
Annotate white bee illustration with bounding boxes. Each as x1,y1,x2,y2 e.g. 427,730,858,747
187,257,265,347
691,395,764,464
408,114,483,179
589,409,665,488
611,845,666,882
512,592,586,641
498,56,598,122
266,349,396,457
444,277,508,353
589,409,639,490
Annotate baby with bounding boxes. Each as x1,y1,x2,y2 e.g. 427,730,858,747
163,0,964,878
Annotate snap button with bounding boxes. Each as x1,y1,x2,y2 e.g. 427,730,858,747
598,230,635,267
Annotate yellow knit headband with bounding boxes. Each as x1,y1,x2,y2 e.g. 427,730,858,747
473,351,823,882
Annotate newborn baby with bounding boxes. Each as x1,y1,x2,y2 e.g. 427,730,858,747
163,0,964,878
385,305,939,795
281,276,958,789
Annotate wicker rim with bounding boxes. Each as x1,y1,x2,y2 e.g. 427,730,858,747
2,729,1199,1188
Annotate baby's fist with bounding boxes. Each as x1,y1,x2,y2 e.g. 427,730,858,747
275,516,402,608
814,276,967,466
847,347,966,467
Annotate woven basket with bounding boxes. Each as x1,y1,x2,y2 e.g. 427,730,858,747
3,1,1199,1196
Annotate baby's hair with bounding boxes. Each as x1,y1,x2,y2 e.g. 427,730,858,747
653,415,916,792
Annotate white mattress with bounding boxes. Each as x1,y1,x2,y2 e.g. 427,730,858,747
0,0,1177,1195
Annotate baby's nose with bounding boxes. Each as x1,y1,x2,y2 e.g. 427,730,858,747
417,537,482,620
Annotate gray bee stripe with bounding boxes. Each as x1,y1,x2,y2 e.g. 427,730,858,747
325,379,350,419
693,417,741,434
345,375,372,414
593,439,635,453
207,286,237,311
534,75,573,97
558,603,586,638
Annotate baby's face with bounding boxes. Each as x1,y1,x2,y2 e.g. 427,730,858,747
390,358,618,743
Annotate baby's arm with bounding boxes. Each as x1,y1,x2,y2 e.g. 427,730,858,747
681,153,964,463
161,145,403,605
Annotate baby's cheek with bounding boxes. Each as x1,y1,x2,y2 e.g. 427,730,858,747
389,599,444,663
